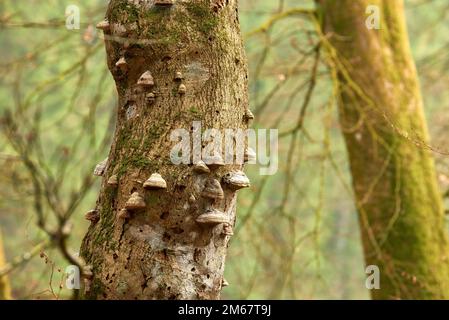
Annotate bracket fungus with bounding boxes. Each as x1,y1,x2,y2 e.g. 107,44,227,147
146,92,156,103
107,174,118,186
118,208,131,220
244,109,255,121
82,265,94,280
143,173,167,190
204,154,225,169
222,278,230,287
178,84,187,95
154,0,174,6
174,71,183,81
222,171,250,190
244,148,257,163
96,20,110,32
84,210,99,223
137,71,155,87
201,179,224,200
93,158,108,176
189,194,197,203
125,192,146,211
193,160,210,174
223,224,234,236
196,209,229,225
115,57,128,72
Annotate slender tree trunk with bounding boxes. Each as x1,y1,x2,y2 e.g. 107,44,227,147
80,0,249,300
0,228,12,300
318,0,449,299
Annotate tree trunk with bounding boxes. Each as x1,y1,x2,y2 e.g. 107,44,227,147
0,228,12,300
318,0,449,299
80,0,249,300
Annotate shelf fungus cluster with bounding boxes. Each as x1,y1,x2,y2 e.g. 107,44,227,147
93,158,108,177
136,71,157,105
193,160,210,174
222,278,230,287
118,208,131,220
85,210,100,224
82,265,94,280
196,209,229,225
118,173,167,220
143,173,167,190
244,109,255,122
197,174,228,227
137,71,155,87
191,152,251,237
146,92,156,104
173,70,187,95
125,192,146,211
178,83,187,95
107,174,118,186
96,20,110,33
223,224,234,236
174,71,183,81
201,179,224,200
189,194,197,203
115,57,128,72
222,171,250,190
197,170,249,233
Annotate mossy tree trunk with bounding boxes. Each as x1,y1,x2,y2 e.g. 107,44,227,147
0,229,12,300
318,0,449,299
80,0,249,300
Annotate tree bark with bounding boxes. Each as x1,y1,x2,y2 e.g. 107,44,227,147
318,0,449,299
80,0,249,300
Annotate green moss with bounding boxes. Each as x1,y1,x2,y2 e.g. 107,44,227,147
138,1,220,45
130,156,151,168
144,8,175,40
130,138,141,149
185,107,204,121
117,155,151,177
145,7,171,20
143,129,162,149
184,2,218,35
87,277,107,299
189,106,199,114
109,0,223,46
116,125,132,151
146,193,160,205
109,241,118,252
110,0,140,23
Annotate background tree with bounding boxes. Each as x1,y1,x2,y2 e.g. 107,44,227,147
317,0,449,299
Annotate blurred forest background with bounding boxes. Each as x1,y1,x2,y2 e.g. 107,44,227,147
0,0,448,299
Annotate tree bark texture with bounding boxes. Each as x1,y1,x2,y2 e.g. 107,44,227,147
80,0,249,300
318,0,449,299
